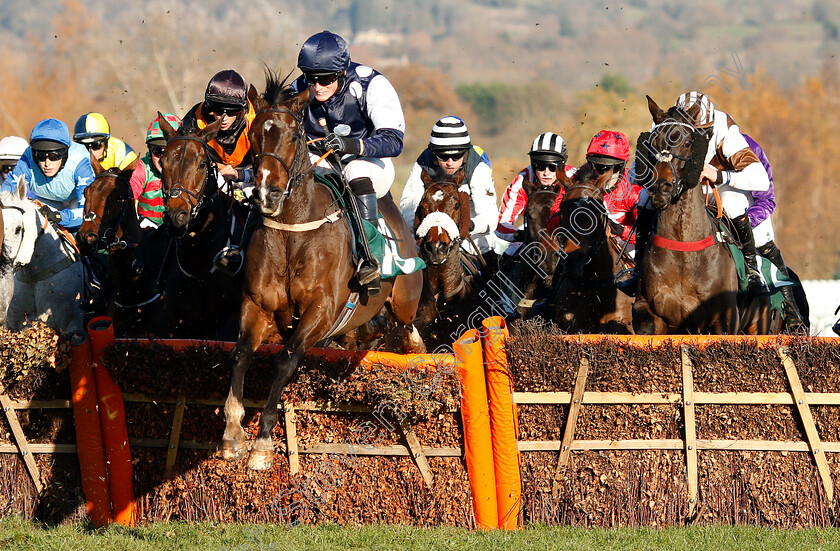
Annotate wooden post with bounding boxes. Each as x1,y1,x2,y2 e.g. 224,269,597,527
284,403,299,475
396,417,434,489
0,392,43,493
681,345,698,518
164,394,186,478
778,346,835,504
552,355,590,498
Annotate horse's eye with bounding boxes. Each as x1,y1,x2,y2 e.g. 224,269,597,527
199,161,207,169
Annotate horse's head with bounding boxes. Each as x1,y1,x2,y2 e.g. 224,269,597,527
249,70,312,217
78,154,137,256
0,176,38,273
555,163,614,278
641,95,710,210
414,170,470,265
158,112,220,237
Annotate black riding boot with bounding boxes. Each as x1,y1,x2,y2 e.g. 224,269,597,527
616,207,655,297
732,214,768,297
350,177,381,295
758,240,807,333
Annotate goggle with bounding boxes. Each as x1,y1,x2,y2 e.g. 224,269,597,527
532,161,560,173
206,103,243,117
85,139,107,151
33,150,66,162
305,72,340,86
148,144,166,157
591,162,618,174
434,151,467,162
1,164,14,175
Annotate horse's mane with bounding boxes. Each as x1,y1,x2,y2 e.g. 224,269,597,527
572,162,599,185
262,68,297,107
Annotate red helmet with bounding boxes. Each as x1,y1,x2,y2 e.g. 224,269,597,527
586,130,630,165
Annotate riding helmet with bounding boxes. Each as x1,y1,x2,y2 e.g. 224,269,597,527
146,113,182,145
297,31,351,75
0,136,29,160
30,118,72,151
204,70,249,109
73,112,111,145
429,116,471,154
586,130,630,165
675,91,716,128
528,132,568,163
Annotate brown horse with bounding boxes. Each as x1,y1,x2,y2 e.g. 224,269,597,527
157,116,249,339
77,156,163,335
222,72,425,470
550,163,634,333
632,96,775,335
412,170,482,345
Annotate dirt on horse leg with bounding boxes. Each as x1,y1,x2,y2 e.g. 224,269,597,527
223,302,270,461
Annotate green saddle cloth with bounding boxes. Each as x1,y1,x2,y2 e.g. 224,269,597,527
361,217,425,278
725,241,791,314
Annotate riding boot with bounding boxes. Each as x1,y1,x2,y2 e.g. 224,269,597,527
616,207,655,297
732,214,768,297
350,177,381,296
758,240,807,333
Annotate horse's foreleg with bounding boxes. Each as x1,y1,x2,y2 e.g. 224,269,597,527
632,297,660,335
248,304,334,471
223,299,270,461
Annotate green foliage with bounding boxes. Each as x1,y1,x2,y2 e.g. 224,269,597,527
598,72,634,95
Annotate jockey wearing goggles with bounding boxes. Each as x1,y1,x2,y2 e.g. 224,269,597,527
126,113,182,228
400,116,500,269
1,118,94,231
73,112,138,171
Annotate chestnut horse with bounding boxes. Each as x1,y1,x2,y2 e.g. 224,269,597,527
412,169,482,345
157,117,250,339
77,157,163,336
551,164,634,333
222,72,425,470
632,96,775,334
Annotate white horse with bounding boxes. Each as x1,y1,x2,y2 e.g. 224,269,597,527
0,177,85,334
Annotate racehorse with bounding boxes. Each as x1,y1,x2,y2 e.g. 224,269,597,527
77,156,163,336
632,96,775,334
0,177,84,334
222,71,425,470
412,170,482,345
550,163,634,333
156,116,250,339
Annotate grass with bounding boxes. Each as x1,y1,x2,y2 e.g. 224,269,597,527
3,517,840,551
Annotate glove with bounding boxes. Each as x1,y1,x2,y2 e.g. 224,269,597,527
513,229,527,242
39,205,62,224
324,133,359,156
607,218,623,236
469,219,475,232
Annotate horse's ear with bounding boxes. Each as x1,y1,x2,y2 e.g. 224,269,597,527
288,88,311,116
685,101,702,126
647,95,666,125
452,168,466,187
197,118,221,144
249,84,268,112
556,168,572,190
15,174,26,202
90,150,106,176
420,170,433,189
158,111,177,141
122,157,139,177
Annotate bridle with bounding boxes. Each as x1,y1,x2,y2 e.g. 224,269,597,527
82,171,134,251
163,136,219,219
557,182,609,269
649,120,696,203
416,182,468,266
253,108,313,198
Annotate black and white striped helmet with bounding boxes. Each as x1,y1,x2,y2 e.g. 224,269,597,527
429,116,471,154
528,132,567,163
675,91,716,128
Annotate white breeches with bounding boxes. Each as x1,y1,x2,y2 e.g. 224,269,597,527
310,153,394,199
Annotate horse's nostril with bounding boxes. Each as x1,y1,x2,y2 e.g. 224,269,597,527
86,233,98,245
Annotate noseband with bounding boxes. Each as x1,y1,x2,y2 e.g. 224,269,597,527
164,136,219,218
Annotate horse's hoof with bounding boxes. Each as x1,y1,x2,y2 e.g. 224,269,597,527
247,449,274,471
222,440,248,462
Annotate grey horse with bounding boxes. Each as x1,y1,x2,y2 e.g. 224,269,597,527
0,177,85,334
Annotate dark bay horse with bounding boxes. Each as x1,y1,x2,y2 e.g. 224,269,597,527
223,72,425,470
157,116,249,339
77,156,163,335
412,169,482,345
632,96,775,335
550,164,634,333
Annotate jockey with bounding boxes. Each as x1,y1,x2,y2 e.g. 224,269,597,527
624,92,771,298
128,113,182,228
546,130,641,247
400,116,499,269
0,136,28,178
290,30,406,294
496,132,574,256
73,112,138,171
742,133,806,331
2,118,94,231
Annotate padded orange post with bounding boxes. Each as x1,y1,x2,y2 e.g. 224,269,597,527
88,317,136,527
454,328,498,529
481,317,521,530
68,331,112,526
